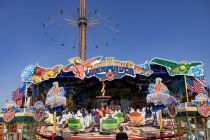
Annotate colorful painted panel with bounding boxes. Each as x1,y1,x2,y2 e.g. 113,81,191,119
31,101,46,122
63,56,153,81
21,57,205,83
166,96,178,118
45,82,66,108
147,78,170,106
151,58,203,77
1,100,18,122
147,78,178,117
21,65,63,84
194,93,210,117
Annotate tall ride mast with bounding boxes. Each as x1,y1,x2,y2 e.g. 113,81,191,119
78,0,87,61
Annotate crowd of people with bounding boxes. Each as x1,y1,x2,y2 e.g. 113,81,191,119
50,104,157,131
45,103,167,140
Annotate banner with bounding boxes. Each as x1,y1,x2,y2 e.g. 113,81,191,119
63,56,153,81
21,57,205,84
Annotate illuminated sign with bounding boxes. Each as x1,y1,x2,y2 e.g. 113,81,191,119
31,101,46,122
64,56,153,81
1,100,18,122
194,93,210,117
3,110,15,122
45,82,66,108
197,105,210,117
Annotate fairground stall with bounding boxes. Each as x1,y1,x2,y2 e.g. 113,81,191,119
19,56,209,139
0,100,47,140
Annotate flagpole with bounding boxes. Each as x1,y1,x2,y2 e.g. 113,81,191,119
53,111,57,133
184,75,189,102
24,84,27,113
159,110,163,133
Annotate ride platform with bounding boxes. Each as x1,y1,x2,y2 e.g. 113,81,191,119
39,126,178,140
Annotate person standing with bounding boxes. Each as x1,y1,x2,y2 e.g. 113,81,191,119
53,131,65,140
116,126,128,140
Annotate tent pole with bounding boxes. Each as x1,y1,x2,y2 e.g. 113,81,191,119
184,75,189,102
53,111,57,133
159,110,163,133
24,84,28,113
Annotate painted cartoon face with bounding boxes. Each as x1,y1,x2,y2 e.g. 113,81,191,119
199,97,206,102
7,104,14,109
36,104,43,109
155,78,162,84
179,62,189,72
56,65,63,71
74,58,81,64
53,82,59,87
179,65,187,71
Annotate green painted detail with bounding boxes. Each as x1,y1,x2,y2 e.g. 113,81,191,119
115,113,124,124
102,118,117,129
151,58,202,76
68,118,82,129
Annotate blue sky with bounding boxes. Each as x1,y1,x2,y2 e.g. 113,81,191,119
0,0,210,107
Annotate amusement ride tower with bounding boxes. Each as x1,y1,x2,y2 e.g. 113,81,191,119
42,0,119,61
78,0,87,61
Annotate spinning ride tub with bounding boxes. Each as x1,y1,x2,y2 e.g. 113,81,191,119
68,118,82,130
102,117,118,130
130,112,142,124
115,113,124,124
